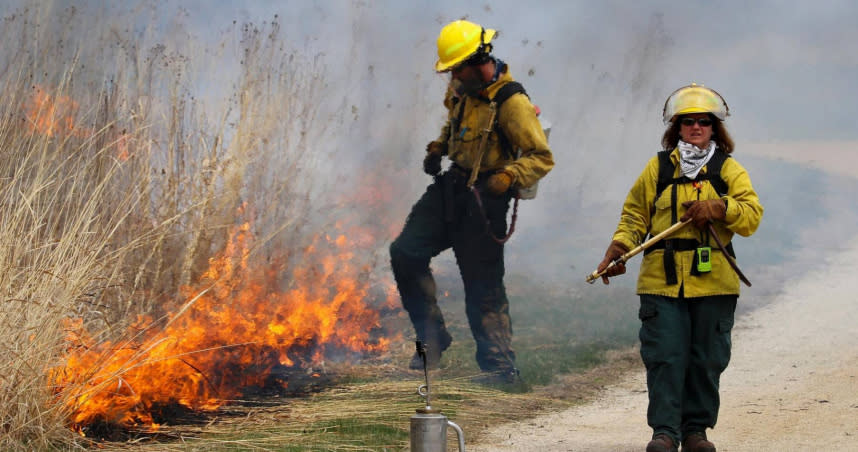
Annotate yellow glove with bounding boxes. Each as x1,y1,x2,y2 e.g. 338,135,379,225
486,170,514,195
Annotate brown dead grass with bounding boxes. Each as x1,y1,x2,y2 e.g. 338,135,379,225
0,5,331,450
77,347,642,451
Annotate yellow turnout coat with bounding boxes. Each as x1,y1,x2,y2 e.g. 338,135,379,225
611,148,763,297
437,66,553,189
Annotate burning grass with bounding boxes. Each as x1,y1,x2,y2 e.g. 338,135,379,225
69,338,640,451
0,4,645,450
58,278,638,450
0,4,394,449
51,218,396,433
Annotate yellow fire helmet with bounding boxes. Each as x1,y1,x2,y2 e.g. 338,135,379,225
435,20,497,73
662,83,730,125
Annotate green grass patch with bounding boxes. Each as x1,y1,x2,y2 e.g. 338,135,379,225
432,272,639,389
91,279,637,451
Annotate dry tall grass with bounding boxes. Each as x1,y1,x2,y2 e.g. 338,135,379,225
0,4,331,449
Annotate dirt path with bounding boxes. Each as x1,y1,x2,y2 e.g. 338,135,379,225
473,145,858,451
474,235,858,451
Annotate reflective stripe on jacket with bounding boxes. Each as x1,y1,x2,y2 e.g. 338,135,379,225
437,67,553,189
612,148,763,297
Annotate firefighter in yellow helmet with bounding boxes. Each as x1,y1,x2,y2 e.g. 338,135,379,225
595,84,763,452
389,19,553,386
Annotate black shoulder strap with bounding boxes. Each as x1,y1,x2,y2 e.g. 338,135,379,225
491,82,528,158
653,149,685,286
655,150,675,200
652,149,734,285
655,149,731,201
449,95,465,136
492,81,527,107
698,150,730,196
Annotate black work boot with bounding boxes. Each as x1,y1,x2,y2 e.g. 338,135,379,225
408,334,452,370
470,368,530,392
647,433,678,452
681,432,715,452
471,368,520,384
409,348,441,370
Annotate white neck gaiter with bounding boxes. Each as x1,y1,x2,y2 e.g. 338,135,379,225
677,140,716,179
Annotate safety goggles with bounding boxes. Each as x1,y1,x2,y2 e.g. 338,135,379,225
451,53,489,73
679,117,713,127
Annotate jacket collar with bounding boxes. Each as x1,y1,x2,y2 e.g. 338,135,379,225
476,62,513,101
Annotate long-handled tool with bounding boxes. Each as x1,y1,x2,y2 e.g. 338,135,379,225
585,219,691,284
707,223,752,287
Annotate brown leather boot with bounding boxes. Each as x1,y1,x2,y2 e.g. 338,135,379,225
646,433,678,452
681,432,716,452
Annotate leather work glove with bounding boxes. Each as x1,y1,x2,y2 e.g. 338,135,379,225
423,141,446,176
681,199,727,230
597,240,629,285
486,170,515,195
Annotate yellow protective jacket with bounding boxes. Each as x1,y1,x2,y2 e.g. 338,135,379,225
436,65,554,189
611,148,763,297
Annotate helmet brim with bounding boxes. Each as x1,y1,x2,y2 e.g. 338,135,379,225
435,28,496,73
662,84,730,125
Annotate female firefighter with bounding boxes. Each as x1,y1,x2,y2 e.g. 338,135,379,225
595,84,763,452
389,19,553,385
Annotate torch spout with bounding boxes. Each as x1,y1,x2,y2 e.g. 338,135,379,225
416,340,431,410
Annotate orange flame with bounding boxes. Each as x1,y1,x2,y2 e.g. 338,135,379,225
23,85,131,160
24,85,90,138
52,219,396,429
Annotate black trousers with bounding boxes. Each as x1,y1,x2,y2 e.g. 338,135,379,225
638,293,737,444
389,170,516,371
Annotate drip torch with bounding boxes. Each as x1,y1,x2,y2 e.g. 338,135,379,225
410,341,465,452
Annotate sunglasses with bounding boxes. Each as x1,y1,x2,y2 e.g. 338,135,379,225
680,117,713,127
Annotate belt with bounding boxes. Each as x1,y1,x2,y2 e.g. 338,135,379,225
448,163,469,178
644,238,734,257
449,163,497,182
643,238,700,255
645,237,735,285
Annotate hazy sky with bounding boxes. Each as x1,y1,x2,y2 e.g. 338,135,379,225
7,1,856,145
143,0,858,198
150,0,858,142
4,0,856,281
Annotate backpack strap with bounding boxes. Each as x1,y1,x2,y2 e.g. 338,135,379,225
652,149,733,285
654,150,675,202
491,82,528,159
654,149,731,203
492,81,527,107
696,150,729,196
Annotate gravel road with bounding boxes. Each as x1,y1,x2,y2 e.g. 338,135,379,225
474,144,858,451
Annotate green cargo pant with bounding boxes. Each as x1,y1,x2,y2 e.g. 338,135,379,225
390,170,516,372
638,293,737,445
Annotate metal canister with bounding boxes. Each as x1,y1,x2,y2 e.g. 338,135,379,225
409,341,465,451
410,407,465,452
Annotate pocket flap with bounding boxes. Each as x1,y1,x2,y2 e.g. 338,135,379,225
638,303,657,321
718,318,734,333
